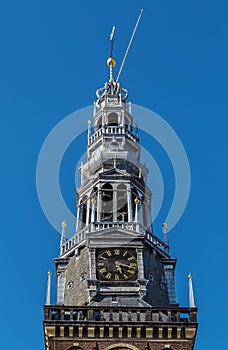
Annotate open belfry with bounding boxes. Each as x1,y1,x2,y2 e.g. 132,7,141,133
43,9,198,350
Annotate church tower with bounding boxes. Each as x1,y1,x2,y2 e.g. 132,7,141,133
43,18,198,350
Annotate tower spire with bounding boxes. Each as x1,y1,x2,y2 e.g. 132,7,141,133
188,273,196,307
107,26,116,82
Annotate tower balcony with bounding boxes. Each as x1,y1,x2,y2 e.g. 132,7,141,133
44,305,197,324
88,125,138,146
43,305,197,346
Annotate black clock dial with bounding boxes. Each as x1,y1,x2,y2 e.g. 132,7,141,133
97,248,138,281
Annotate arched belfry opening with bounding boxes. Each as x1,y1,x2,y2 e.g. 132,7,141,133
117,184,128,222
107,112,119,126
101,183,113,221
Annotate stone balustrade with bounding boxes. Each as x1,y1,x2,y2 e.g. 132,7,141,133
88,126,138,146
60,223,168,256
44,305,197,324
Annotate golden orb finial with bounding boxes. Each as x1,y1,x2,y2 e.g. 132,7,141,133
47,270,52,276
134,197,140,205
107,57,116,67
62,220,67,229
162,222,167,228
188,273,192,279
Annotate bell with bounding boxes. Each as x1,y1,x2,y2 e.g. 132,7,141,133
102,193,112,201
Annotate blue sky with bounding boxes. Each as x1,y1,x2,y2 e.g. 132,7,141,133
0,1,227,349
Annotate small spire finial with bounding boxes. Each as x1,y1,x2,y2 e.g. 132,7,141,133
60,221,67,252
188,273,196,307
162,222,169,253
45,270,52,305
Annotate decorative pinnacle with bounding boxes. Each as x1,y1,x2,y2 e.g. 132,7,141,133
45,270,52,305
91,198,96,205
162,222,169,252
188,272,196,307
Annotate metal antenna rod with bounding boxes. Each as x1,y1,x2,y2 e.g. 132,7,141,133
116,7,144,83
110,26,115,57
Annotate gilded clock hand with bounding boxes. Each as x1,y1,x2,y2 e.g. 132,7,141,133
115,262,137,270
115,261,123,273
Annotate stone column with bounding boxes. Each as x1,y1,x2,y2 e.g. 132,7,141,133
76,200,81,232
137,248,144,280
113,184,117,222
97,184,102,222
89,248,97,280
86,196,90,228
127,184,132,222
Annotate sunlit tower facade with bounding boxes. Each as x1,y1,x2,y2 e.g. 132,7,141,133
43,18,198,350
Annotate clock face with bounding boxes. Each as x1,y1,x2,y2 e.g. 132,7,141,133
97,248,138,281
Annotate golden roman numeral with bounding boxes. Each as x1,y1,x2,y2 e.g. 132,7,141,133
115,274,119,280
106,250,112,256
128,256,135,261
128,269,135,274
97,262,105,266
106,272,112,279
114,249,120,255
99,268,106,274
123,251,128,256
130,263,137,268
123,274,128,279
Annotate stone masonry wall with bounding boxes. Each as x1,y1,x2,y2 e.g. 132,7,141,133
143,245,170,307
64,247,90,305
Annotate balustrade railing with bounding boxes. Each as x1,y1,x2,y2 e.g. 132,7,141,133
88,126,137,146
44,306,197,324
60,222,168,256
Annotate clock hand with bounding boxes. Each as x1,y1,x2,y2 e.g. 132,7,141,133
115,262,137,270
115,261,123,273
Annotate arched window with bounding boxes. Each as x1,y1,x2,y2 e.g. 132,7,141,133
78,195,87,229
107,112,118,126
101,183,113,221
